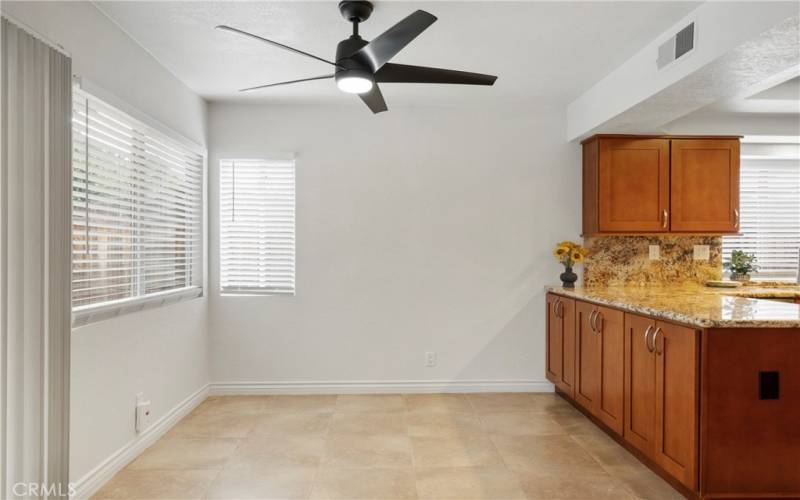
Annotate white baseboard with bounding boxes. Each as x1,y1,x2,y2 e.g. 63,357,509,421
71,384,209,500
209,379,554,395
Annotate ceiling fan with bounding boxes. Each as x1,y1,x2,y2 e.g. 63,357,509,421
216,1,497,114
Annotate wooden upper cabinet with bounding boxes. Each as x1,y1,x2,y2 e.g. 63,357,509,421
670,139,740,232
597,138,670,233
582,135,740,235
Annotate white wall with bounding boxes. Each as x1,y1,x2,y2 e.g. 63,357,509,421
208,102,579,391
1,1,209,484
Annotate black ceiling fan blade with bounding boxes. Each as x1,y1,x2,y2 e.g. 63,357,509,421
351,10,437,71
216,25,342,68
239,74,334,92
375,63,497,85
358,84,388,114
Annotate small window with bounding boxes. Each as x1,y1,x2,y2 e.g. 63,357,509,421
71,89,204,323
722,137,800,281
219,159,296,295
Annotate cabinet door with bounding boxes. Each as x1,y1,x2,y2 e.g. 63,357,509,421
559,298,576,398
670,139,740,232
654,321,699,490
574,301,600,411
595,306,625,435
598,138,670,232
545,294,563,386
624,313,657,456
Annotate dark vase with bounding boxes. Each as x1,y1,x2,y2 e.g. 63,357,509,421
560,267,578,288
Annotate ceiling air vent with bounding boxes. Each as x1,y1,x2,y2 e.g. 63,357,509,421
657,22,695,69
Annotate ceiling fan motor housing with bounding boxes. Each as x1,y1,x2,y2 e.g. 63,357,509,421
335,35,374,86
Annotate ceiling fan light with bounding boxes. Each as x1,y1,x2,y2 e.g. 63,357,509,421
336,75,373,94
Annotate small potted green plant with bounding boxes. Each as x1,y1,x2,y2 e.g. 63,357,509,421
724,250,759,282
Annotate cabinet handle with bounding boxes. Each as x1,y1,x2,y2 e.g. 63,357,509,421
652,327,663,355
595,311,604,333
589,310,597,331
734,208,740,229
555,299,563,318
644,325,654,352
662,209,669,229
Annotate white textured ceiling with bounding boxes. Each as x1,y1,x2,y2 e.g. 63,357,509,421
707,75,800,114
95,1,700,107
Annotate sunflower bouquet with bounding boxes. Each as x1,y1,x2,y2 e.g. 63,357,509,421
553,241,587,268
553,241,587,287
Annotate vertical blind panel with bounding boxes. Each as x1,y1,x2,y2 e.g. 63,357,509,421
72,89,203,308
722,142,800,281
220,159,296,295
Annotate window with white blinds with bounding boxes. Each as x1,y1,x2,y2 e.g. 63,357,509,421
722,138,800,281
220,159,296,295
72,89,204,315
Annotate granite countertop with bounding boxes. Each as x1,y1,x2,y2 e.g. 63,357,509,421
545,283,800,328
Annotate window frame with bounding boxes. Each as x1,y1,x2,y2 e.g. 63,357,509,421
721,136,800,283
71,80,207,327
218,156,297,297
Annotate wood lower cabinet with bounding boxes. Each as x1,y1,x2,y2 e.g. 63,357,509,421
575,302,624,435
653,321,699,491
624,313,699,491
549,294,798,499
546,293,576,397
624,313,657,456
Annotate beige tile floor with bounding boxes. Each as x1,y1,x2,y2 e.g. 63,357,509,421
94,393,684,500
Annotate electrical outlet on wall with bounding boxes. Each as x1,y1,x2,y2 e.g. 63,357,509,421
693,245,710,261
649,245,661,261
425,351,437,367
135,393,152,433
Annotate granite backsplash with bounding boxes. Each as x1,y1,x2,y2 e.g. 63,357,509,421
583,235,722,287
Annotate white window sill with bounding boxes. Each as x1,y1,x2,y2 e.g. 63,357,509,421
72,286,203,328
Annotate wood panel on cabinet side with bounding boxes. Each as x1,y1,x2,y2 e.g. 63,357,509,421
583,139,600,235
654,321,699,492
700,327,800,498
624,313,657,457
597,138,670,233
559,298,576,398
574,300,600,412
546,294,562,386
670,139,740,233
596,305,625,435
545,294,576,398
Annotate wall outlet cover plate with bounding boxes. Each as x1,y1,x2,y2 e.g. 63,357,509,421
693,245,710,261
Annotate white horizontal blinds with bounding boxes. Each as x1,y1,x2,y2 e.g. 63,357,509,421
72,89,203,309
220,159,296,295
722,140,800,281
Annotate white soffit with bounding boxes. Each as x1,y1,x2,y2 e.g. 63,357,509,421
567,1,800,140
